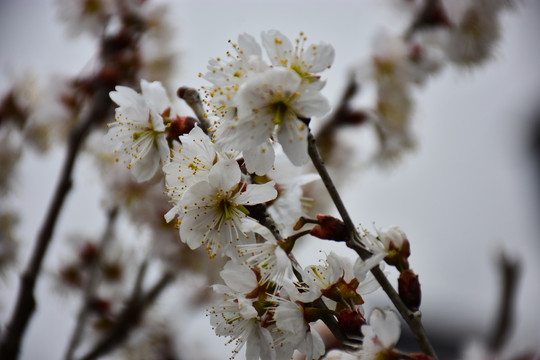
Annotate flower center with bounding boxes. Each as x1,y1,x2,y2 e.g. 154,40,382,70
271,101,289,126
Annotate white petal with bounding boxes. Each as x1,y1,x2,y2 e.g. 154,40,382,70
110,86,144,109
238,32,262,58
292,88,331,118
261,30,293,67
179,210,207,250
303,42,335,73
243,140,275,175
156,133,170,162
369,308,401,348
141,79,170,113
275,301,305,334
220,261,258,293
238,298,258,319
235,181,277,206
299,328,325,360
208,159,241,192
277,119,309,166
131,149,160,182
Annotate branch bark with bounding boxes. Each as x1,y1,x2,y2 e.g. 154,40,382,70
307,131,438,359
0,89,112,360
488,253,521,352
77,267,176,360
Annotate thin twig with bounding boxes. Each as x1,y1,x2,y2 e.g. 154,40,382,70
307,131,438,359
0,88,112,360
63,207,119,360
177,86,211,133
77,265,175,360
488,253,521,352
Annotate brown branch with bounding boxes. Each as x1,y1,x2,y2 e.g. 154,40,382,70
0,88,112,360
77,266,176,360
63,207,119,360
307,131,438,359
488,253,521,352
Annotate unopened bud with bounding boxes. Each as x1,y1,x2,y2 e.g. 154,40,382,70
59,264,83,288
88,297,111,315
101,261,123,282
310,214,348,242
379,226,410,271
79,241,99,266
398,269,421,311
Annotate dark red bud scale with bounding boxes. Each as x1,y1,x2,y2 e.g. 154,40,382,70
398,269,421,311
167,116,197,141
337,309,365,338
310,214,348,242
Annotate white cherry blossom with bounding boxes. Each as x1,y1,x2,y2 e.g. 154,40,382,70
201,33,269,121
215,67,329,174
236,222,293,286
261,30,334,89
178,159,277,257
273,297,325,360
163,125,220,222
107,79,171,182
210,262,276,360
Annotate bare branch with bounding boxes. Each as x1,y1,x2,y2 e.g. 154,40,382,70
0,88,112,360
488,253,521,352
177,86,211,134
63,207,119,360
77,266,176,360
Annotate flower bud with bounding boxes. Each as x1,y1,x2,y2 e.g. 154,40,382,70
59,264,83,288
101,261,123,282
379,226,410,271
79,241,99,266
88,297,111,316
310,214,348,242
398,269,421,311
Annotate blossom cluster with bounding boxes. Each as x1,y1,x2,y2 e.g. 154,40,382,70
103,29,423,359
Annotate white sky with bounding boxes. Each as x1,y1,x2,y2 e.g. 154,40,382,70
1,0,540,359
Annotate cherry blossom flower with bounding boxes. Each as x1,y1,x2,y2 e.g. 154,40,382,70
178,159,277,257
215,67,329,174
107,79,171,182
55,0,114,38
236,222,293,286
442,0,512,67
203,30,334,174
305,252,383,311
273,297,325,360
163,125,221,222
201,33,269,121
267,169,319,237
261,30,334,89
209,263,276,360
